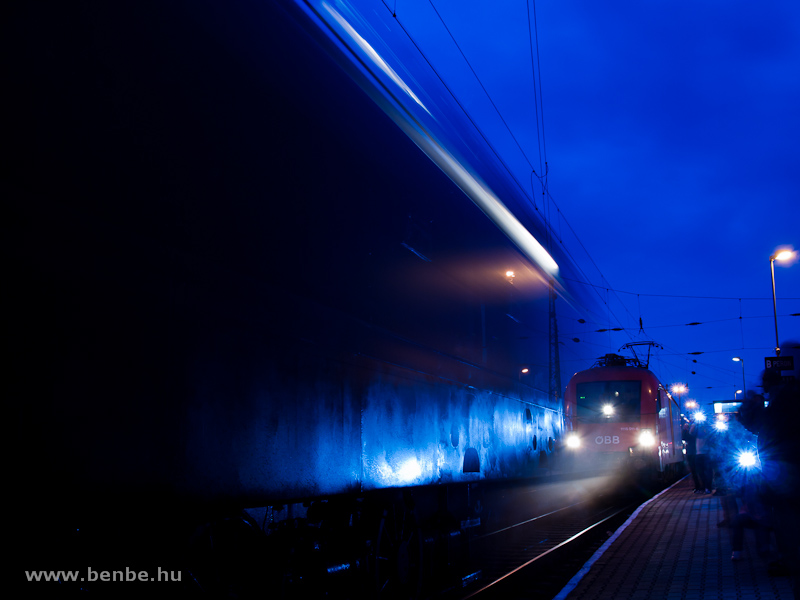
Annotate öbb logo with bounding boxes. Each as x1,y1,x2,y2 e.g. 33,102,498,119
595,435,620,445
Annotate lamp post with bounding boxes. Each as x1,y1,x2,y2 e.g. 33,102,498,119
769,250,796,357
732,357,746,401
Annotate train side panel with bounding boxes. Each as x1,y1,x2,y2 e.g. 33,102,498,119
8,0,592,511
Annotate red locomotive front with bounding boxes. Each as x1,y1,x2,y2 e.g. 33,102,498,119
563,353,684,477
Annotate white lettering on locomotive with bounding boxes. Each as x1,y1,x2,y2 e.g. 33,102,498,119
594,435,620,445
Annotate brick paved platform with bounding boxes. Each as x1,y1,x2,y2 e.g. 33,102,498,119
555,475,795,600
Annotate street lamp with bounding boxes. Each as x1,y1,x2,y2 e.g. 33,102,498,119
671,383,687,411
769,249,796,356
732,357,746,400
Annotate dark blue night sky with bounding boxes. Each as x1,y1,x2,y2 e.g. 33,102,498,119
358,0,800,403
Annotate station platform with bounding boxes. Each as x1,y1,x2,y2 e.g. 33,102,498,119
554,475,796,600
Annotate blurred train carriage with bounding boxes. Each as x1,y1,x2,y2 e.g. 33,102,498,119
563,347,685,481
10,0,615,596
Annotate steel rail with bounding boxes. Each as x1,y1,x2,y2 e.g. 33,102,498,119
461,504,634,599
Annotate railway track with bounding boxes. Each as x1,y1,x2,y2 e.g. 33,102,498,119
440,484,653,600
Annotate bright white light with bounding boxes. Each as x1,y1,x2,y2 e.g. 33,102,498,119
775,250,794,261
566,434,581,449
692,411,706,423
639,430,656,446
321,3,560,278
738,451,757,468
602,404,614,417
322,2,429,113
714,420,728,432
397,458,422,483
506,270,515,278
429,151,559,274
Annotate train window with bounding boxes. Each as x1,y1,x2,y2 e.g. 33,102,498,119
576,381,642,423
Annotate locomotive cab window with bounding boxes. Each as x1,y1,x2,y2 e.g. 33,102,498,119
576,381,641,423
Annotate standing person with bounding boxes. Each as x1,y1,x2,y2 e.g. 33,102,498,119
682,418,701,492
757,367,800,588
691,417,713,494
715,415,759,530
730,479,772,561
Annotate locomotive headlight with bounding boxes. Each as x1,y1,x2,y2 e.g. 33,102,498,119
638,429,656,446
602,404,614,417
566,433,581,449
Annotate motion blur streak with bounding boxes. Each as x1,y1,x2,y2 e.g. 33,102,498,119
321,1,429,114
427,140,560,276
313,0,559,277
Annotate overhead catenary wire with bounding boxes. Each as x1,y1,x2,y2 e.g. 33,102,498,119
374,2,797,391
426,0,539,176
380,1,635,339
384,0,543,207
377,3,525,208
580,313,799,331
526,0,548,222
527,0,545,180
562,276,800,300
656,353,758,393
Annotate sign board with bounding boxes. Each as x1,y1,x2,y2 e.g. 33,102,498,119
765,356,794,371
